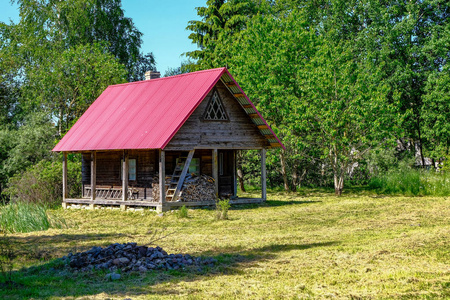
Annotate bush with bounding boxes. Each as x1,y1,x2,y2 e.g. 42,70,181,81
0,202,67,233
216,199,231,220
3,157,81,207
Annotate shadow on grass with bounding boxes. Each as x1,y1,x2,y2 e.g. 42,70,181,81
0,241,338,298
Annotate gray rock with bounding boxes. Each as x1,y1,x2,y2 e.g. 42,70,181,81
105,273,121,280
138,266,147,272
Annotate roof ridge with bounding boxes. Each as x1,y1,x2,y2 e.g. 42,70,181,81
109,67,227,89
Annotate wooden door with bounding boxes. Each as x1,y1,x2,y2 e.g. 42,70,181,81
218,150,235,198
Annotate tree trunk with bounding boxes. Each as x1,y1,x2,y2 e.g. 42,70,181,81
280,149,290,191
334,172,344,196
236,150,246,192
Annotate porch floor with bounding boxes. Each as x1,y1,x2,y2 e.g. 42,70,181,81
63,197,264,209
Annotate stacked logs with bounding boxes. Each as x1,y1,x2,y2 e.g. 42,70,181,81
151,174,215,202
151,175,171,202
179,174,215,202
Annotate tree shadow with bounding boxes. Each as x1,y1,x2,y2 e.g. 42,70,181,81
0,241,339,298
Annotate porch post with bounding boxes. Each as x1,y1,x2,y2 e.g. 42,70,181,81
122,150,129,202
232,150,237,198
91,151,96,201
62,152,68,208
212,149,219,198
261,148,267,201
158,149,166,212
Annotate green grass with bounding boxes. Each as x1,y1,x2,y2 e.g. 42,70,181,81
0,190,449,299
0,202,67,233
369,170,450,196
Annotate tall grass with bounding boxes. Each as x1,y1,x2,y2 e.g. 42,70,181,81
0,202,67,233
369,169,450,196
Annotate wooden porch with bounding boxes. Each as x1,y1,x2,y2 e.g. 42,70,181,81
62,148,267,212
62,197,264,210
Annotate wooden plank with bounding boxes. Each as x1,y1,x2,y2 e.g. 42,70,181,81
212,149,218,197
264,134,275,139
172,150,195,201
248,113,259,119
233,93,244,98
225,82,236,87
91,151,96,201
159,149,166,205
62,152,68,200
242,104,253,108
122,151,128,201
270,142,281,148
261,149,267,201
257,125,269,130
64,198,157,207
167,198,264,207
63,197,264,207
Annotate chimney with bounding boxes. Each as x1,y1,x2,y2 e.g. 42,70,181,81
145,70,161,80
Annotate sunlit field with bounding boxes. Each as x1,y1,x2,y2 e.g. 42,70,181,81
1,190,449,299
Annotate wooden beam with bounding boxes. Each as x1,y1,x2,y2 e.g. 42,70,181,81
248,113,259,119
91,151,96,201
232,150,237,197
242,104,253,109
261,149,267,201
172,150,195,201
270,142,281,148
264,134,275,139
122,150,128,201
233,93,244,98
62,152,68,201
225,82,236,87
257,125,269,130
212,149,218,198
159,149,166,205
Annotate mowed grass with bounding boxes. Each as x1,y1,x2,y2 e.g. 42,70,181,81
1,191,449,299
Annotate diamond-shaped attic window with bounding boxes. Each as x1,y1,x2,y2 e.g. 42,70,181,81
203,90,228,121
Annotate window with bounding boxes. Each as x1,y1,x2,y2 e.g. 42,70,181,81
175,158,200,176
121,159,136,181
203,90,228,121
189,158,200,176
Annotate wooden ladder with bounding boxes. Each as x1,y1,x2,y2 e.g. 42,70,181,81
166,150,195,201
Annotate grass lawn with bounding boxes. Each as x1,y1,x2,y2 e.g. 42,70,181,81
1,190,449,299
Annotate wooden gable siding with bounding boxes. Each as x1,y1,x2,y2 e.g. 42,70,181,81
165,80,270,150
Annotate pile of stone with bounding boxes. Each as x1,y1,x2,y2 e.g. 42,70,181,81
63,243,217,275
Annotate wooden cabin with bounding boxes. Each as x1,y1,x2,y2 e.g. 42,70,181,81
53,68,283,212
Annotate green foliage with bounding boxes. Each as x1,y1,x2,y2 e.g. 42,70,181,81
23,43,127,133
177,205,189,219
215,199,231,220
0,113,57,192
185,0,259,70
4,157,81,207
0,202,67,233
10,0,154,82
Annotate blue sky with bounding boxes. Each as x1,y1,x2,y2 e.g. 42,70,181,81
0,0,205,75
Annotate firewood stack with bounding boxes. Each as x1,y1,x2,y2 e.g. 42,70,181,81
151,175,171,202
151,174,216,202
179,174,216,202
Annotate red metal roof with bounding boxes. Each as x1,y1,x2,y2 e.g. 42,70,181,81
53,67,283,152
